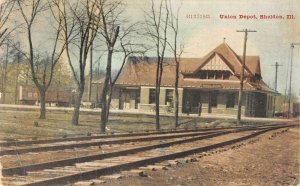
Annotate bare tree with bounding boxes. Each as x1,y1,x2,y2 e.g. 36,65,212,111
105,24,147,124
88,44,93,102
0,0,15,47
96,0,120,132
0,0,15,101
17,0,65,119
57,0,100,125
145,0,169,130
167,2,183,128
96,0,146,132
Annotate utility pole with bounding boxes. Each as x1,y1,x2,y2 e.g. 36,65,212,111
272,62,282,91
288,43,300,118
271,62,282,117
236,29,257,125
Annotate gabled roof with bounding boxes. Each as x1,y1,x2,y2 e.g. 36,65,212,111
115,57,177,87
181,42,261,77
105,42,273,93
194,53,234,74
241,56,261,76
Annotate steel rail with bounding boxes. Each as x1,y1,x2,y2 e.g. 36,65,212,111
21,125,292,186
0,126,244,147
2,131,228,176
3,124,292,176
0,123,281,147
0,130,221,156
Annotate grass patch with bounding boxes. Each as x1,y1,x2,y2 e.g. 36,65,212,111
0,109,285,140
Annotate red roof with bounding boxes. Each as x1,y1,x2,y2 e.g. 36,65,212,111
109,43,274,93
181,43,261,77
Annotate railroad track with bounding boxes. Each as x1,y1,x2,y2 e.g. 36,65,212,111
0,123,281,147
0,125,281,158
0,123,281,155
0,124,294,185
0,125,246,147
0,130,225,156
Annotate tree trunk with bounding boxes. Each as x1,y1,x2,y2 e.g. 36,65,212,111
39,89,46,119
155,87,160,130
155,57,161,130
106,86,113,121
88,44,93,102
100,93,107,132
100,50,113,132
72,88,84,125
174,61,179,128
155,60,163,130
156,58,164,130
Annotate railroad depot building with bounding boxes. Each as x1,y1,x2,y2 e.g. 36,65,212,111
97,42,276,117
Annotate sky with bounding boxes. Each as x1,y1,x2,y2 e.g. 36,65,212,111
123,0,300,95
2,0,300,95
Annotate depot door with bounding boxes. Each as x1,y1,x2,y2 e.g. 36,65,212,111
208,91,218,113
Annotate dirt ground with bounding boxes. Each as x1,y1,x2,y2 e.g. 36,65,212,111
101,126,300,186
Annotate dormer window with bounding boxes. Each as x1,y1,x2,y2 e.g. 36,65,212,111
198,70,232,80
199,71,207,79
208,71,215,79
223,71,231,80
216,71,222,79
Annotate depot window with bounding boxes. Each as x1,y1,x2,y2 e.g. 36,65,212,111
165,89,174,105
226,93,235,108
149,89,156,104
